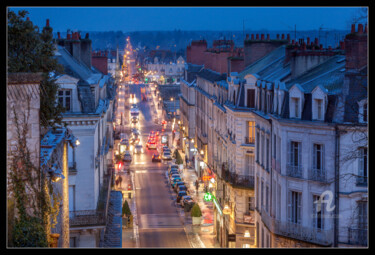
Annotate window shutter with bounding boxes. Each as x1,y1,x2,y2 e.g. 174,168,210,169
297,192,302,224
322,145,325,177
298,142,302,169
312,195,317,228
313,144,317,177
287,190,292,222
288,141,292,167
358,149,364,177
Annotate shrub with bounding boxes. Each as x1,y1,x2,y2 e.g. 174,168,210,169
122,200,131,217
190,203,202,217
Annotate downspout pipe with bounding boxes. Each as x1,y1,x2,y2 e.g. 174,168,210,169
334,125,340,247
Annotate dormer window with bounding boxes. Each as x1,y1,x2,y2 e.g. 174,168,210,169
292,97,300,118
315,99,323,120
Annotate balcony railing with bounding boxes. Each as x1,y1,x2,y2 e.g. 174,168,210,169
222,167,254,189
286,164,303,179
308,168,327,183
70,167,113,228
69,210,106,227
261,208,333,246
347,228,367,246
244,136,255,145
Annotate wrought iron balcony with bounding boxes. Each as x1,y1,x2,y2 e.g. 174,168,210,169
308,168,327,183
286,164,303,179
244,136,255,145
260,208,333,246
69,210,106,227
221,167,254,189
347,227,367,246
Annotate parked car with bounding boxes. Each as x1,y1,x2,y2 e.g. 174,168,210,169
169,170,179,177
131,116,138,123
176,191,188,203
169,164,178,170
123,151,132,162
174,181,185,192
181,196,195,208
171,177,182,188
162,151,172,160
152,153,161,162
170,173,180,181
177,185,188,193
134,144,143,154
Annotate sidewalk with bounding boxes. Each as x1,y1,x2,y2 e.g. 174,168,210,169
174,147,221,248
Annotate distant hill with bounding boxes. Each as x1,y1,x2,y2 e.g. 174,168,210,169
54,29,350,54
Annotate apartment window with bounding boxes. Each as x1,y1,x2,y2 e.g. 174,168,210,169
265,185,269,213
313,194,324,229
261,134,265,166
312,144,325,181
288,141,302,177
357,201,368,231
315,99,323,120
267,93,272,113
256,131,260,162
247,89,255,108
266,233,270,248
69,185,75,212
261,228,264,248
248,197,255,211
58,89,71,112
256,177,259,209
357,148,367,185
245,155,254,176
277,136,281,162
247,121,255,144
261,181,264,210
292,97,300,118
363,103,367,122
256,222,260,247
288,191,302,224
70,237,77,247
273,134,277,159
266,138,269,170
277,184,281,220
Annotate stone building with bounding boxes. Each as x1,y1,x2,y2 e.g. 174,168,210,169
54,31,117,247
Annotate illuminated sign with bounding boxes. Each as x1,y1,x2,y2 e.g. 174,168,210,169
203,192,213,202
202,175,212,181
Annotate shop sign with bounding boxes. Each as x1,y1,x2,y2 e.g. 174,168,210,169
202,175,212,181
237,236,255,245
203,192,213,202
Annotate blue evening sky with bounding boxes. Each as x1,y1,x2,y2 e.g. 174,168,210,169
9,7,365,32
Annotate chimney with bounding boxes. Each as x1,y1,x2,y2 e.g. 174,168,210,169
340,41,345,50
57,32,61,39
345,23,367,70
81,32,92,68
26,17,30,21
251,34,254,40
281,34,285,40
85,33,89,39
46,19,49,27
364,24,367,33
320,44,323,50
261,34,265,40
67,33,71,40
266,34,270,40
302,42,307,50
358,24,363,34
287,34,290,42
276,34,280,39
328,45,332,51
314,38,319,46
307,37,310,46
351,24,356,33
292,39,295,45
256,34,259,40
246,34,249,40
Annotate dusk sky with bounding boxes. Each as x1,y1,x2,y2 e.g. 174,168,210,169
9,6,365,32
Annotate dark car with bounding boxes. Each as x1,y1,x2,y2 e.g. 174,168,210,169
169,169,179,176
181,196,195,208
176,191,188,203
152,153,161,162
174,181,185,192
170,174,180,181
176,185,188,193
171,177,182,188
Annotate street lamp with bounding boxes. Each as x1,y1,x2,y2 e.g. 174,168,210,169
200,149,204,155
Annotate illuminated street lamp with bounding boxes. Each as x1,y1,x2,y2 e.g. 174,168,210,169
200,149,204,155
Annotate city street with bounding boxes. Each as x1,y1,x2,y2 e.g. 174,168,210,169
118,84,190,248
